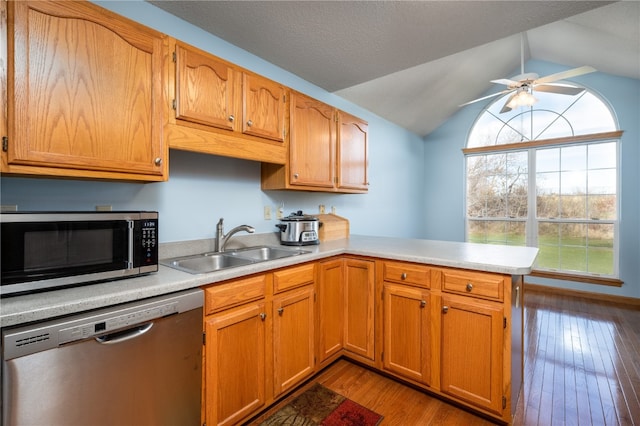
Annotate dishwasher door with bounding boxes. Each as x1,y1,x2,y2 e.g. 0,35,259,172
2,289,203,426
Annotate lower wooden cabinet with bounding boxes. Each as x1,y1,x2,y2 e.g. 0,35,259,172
317,259,344,364
343,258,375,361
382,282,431,385
440,293,504,415
204,301,267,426
273,285,315,396
203,258,519,425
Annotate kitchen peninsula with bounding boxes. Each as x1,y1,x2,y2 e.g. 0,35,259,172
1,235,538,424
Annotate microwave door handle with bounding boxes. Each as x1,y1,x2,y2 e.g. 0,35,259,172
127,220,134,269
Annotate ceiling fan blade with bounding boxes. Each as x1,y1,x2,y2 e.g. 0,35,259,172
491,78,521,87
534,66,596,85
499,92,518,114
459,89,512,107
534,84,585,96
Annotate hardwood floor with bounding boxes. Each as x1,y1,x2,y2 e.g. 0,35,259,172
517,288,640,426
248,288,640,425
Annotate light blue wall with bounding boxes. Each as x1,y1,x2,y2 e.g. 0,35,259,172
424,59,640,299
0,1,426,242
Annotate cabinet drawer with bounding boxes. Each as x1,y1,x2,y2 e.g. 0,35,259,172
383,261,430,288
273,263,315,293
442,269,504,301
203,274,266,315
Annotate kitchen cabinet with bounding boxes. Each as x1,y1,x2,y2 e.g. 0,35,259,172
261,92,369,193
337,112,369,191
272,285,315,396
343,258,375,361
203,274,268,426
3,1,168,181
439,293,504,415
167,41,287,164
382,282,431,385
317,258,344,365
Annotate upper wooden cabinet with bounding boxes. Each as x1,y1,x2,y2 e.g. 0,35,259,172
2,0,168,181
288,92,336,189
338,112,369,191
167,41,287,164
261,92,368,193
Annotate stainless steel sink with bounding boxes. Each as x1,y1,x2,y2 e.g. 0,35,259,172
161,246,310,274
225,245,310,261
161,253,254,274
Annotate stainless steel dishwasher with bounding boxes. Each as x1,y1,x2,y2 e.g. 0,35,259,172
2,288,203,426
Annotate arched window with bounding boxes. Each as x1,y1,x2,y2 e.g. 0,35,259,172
464,83,621,281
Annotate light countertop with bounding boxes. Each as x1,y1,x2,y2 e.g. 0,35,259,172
1,235,538,328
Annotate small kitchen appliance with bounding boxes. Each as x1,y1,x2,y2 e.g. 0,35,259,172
276,211,320,246
1,211,158,297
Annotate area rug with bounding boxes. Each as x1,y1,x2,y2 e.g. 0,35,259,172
259,383,383,426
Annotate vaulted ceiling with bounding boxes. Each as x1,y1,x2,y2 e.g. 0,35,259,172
149,1,640,137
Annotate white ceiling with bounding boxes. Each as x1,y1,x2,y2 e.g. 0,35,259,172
149,1,640,137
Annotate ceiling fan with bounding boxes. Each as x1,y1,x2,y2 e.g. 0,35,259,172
460,34,596,113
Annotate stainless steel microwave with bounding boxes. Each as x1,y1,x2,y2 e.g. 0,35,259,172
1,211,158,297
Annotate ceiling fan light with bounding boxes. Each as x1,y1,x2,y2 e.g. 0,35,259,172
506,89,537,109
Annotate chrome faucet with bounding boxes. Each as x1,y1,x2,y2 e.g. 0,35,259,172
214,218,255,252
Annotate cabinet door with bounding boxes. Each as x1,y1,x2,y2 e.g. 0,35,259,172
8,1,166,179
273,286,315,396
440,294,504,415
175,42,238,131
289,92,336,188
344,258,375,360
242,73,286,141
205,302,267,426
317,259,344,363
337,112,369,191
383,283,430,384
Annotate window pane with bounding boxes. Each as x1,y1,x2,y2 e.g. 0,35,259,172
467,220,525,246
588,195,616,220
587,224,614,275
537,148,559,173
537,222,560,269
561,145,586,171
588,142,616,169
560,194,587,219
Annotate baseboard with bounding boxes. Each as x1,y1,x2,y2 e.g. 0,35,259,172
524,282,640,307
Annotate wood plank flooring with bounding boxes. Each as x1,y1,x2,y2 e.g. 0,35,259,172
247,288,640,425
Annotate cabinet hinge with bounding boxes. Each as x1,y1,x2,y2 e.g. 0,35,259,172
172,51,177,62
283,94,286,103
502,396,507,409
202,331,206,345
172,99,177,110
504,317,507,329
381,352,384,362
2,136,7,152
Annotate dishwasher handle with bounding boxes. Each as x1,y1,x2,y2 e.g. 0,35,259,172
95,322,154,345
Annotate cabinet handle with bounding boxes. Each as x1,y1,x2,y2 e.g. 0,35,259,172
154,157,163,166
228,114,235,122
442,305,449,313
247,119,253,127
277,307,284,316
260,312,267,321
401,273,407,280
466,283,473,292
420,300,426,308
293,173,299,179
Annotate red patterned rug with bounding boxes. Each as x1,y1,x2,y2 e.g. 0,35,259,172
259,383,383,425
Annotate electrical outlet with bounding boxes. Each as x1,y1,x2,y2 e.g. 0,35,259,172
264,206,272,220
95,205,112,211
319,204,326,214
276,205,284,219
331,206,337,214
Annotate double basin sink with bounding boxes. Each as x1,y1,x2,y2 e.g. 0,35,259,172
161,245,311,274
